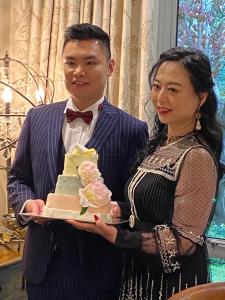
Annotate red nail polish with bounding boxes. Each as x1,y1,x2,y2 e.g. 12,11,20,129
94,215,99,222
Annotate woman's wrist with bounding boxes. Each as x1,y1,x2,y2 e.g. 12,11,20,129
103,226,118,244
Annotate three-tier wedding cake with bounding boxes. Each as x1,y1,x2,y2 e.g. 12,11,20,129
43,145,112,222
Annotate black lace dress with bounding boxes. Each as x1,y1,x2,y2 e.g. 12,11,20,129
116,134,218,300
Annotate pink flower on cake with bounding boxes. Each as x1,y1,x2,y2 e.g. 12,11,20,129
78,161,102,186
79,181,112,209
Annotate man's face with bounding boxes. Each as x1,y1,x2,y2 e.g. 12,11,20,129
63,39,114,108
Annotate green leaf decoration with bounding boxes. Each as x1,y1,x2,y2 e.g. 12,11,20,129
80,207,88,215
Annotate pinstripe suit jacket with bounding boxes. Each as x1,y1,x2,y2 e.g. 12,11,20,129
8,99,148,295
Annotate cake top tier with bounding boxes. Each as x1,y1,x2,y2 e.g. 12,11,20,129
63,145,98,176
71,144,97,156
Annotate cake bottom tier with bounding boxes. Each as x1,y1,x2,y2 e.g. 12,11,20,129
43,193,112,223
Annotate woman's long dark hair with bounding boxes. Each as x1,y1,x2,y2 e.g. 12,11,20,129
139,47,223,177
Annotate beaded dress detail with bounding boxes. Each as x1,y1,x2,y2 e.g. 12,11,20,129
117,134,218,300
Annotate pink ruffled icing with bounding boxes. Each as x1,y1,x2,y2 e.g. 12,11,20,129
79,181,112,208
78,161,102,185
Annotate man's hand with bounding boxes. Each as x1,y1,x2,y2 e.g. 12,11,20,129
24,199,45,213
66,216,118,244
24,199,47,224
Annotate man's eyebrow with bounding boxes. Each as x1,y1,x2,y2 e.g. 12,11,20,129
64,55,98,60
83,55,98,60
64,56,75,60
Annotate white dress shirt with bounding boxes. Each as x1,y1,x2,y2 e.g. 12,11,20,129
63,97,104,152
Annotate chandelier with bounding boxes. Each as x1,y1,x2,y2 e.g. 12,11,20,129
0,51,54,217
0,51,55,160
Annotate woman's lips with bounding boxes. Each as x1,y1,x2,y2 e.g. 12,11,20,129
157,106,172,114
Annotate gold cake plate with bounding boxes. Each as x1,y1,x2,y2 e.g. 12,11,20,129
19,212,128,225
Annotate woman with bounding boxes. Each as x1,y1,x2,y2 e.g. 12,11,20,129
68,47,223,299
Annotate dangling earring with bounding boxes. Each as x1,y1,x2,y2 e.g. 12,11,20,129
196,111,201,130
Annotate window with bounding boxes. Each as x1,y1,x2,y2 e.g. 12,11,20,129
177,0,225,282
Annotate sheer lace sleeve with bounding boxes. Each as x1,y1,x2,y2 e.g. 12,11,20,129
115,147,218,272
170,147,217,253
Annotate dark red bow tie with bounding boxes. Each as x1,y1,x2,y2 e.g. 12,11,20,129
66,103,103,124
66,108,93,124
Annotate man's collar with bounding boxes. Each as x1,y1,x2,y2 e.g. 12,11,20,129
64,96,105,114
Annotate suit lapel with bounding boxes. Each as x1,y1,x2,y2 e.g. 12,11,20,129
47,101,66,186
86,99,119,152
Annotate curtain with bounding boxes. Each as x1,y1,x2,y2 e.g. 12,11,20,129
8,0,157,125
9,0,80,103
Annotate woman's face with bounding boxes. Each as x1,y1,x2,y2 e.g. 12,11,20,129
151,61,201,134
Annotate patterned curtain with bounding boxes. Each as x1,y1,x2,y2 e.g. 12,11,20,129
9,0,157,125
9,0,80,103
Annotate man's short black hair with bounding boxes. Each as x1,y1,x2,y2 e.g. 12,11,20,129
63,23,111,59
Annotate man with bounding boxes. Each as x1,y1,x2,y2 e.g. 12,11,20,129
8,23,148,299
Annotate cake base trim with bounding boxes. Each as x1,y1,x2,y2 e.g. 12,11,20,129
42,206,112,223
19,211,128,225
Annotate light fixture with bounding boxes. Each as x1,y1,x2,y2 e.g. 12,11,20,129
0,50,54,159
0,50,54,219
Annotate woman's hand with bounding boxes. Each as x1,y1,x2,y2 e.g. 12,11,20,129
66,216,118,244
111,201,121,218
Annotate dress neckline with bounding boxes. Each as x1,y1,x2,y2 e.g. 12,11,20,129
160,131,196,148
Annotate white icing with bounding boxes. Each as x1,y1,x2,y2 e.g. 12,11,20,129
75,144,87,152
43,206,112,223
